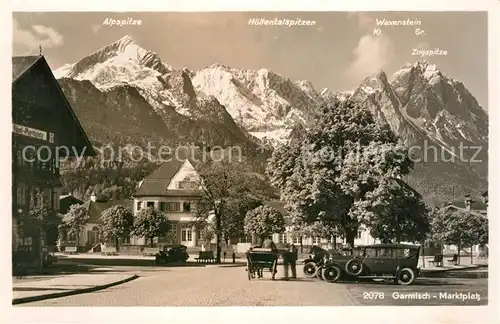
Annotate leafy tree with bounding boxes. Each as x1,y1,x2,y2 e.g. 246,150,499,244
267,100,413,247
220,197,262,244
431,209,488,264
61,204,90,248
100,205,134,251
196,159,265,263
294,219,339,245
366,185,431,243
244,205,286,243
132,207,170,247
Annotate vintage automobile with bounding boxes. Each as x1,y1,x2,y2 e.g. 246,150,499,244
303,246,329,278
155,244,189,264
321,243,421,285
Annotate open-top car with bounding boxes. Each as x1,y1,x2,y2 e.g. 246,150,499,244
155,244,189,264
321,243,421,285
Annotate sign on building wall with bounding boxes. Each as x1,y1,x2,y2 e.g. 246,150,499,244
13,123,54,143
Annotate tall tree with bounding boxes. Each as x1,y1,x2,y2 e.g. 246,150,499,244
132,207,170,247
294,219,339,246
366,184,431,243
100,205,134,251
61,204,90,248
244,205,286,243
431,209,487,264
196,159,265,263
267,100,413,247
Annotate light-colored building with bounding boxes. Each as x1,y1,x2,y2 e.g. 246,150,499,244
58,192,132,252
131,159,203,248
439,192,488,255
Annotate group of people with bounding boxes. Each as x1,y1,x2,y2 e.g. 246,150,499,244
253,236,298,280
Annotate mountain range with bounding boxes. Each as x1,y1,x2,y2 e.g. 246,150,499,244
53,35,488,205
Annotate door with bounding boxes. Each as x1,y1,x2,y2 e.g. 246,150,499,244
180,226,193,247
376,248,398,274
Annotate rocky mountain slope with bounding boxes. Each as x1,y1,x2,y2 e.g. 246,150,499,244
54,35,488,205
55,35,257,153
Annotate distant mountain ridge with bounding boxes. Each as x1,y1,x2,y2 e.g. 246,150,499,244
54,35,488,205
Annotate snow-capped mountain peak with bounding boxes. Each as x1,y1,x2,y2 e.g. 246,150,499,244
54,35,171,86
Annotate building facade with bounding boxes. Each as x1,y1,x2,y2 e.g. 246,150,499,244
440,192,488,255
131,159,202,248
12,55,95,266
57,193,133,252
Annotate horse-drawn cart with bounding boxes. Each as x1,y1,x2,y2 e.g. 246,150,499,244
246,248,279,280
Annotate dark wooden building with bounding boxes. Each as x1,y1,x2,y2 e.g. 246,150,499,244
12,55,96,266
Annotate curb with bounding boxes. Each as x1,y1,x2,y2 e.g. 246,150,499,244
421,270,488,279
12,274,139,305
420,265,487,274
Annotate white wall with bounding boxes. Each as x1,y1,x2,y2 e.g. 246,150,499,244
167,160,200,190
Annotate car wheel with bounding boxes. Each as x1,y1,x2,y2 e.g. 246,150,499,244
345,259,363,276
303,262,317,278
396,268,415,285
316,266,325,280
322,265,342,283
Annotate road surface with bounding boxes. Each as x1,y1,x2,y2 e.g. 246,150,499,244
24,265,487,306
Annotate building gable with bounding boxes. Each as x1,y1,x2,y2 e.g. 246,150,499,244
134,159,203,197
12,55,95,157
167,160,200,190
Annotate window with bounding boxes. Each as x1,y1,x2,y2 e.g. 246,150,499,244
377,248,393,257
178,177,198,189
166,202,181,212
240,235,252,243
183,202,191,212
170,223,178,237
146,201,155,208
136,201,142,211
312,237,321,245
356,230,362,239
122,236,131,244
293,236,302,244
278,233,289,244
17,187,26,205
69,232,77,241
160,202,167,211
16,150,24,166
181,226,192,242
197,230,205,241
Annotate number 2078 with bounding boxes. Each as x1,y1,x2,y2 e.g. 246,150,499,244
363,292,385,300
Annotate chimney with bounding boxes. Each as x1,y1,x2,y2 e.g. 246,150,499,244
464,194,472,211
90,191,97,202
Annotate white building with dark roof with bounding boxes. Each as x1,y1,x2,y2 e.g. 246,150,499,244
131,159,203,247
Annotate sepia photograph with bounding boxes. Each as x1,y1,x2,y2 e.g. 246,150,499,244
7,5,493,316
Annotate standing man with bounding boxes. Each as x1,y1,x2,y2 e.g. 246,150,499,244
289,243,298,279
282,244,291,280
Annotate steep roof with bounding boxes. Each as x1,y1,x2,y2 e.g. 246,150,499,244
448,199,487,212
83,199,133,223
12,56,42,82
392,178,422,198
265,200,287,215
12,55,96,157
133,159,201,197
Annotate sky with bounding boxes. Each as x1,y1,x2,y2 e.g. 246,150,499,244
12,11,488,109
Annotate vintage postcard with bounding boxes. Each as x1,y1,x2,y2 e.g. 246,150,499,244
4,0,498,323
